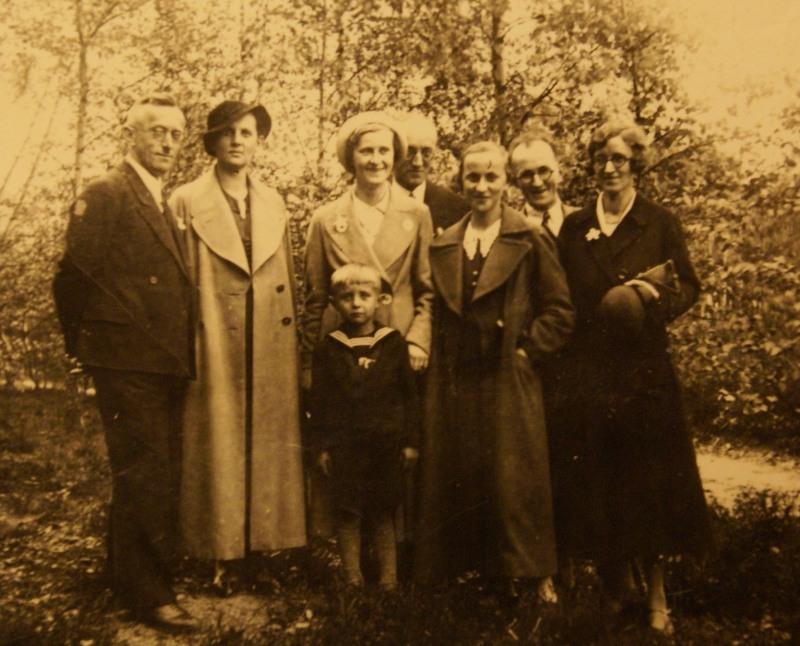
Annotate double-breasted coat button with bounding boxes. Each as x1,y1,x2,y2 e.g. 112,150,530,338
276,284,285,293
281,316,292,326
149,275,159,285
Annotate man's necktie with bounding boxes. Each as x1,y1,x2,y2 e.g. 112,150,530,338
541,209,550,232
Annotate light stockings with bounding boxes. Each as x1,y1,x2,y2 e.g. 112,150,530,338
335,509,397,588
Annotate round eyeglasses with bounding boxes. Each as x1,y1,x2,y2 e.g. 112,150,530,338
593,153,630,169
147,126,185,143
407,145,434,161
515,167,554,184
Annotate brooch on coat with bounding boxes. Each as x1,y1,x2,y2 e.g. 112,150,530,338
334,216,348,233
358,357,376,370
585,227,602,241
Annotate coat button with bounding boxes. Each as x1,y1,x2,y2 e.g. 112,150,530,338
276,284,285,293
149,275,159,285
281,316,292,326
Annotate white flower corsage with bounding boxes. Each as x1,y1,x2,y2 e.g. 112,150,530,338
585,227,602,241
334,216,348,233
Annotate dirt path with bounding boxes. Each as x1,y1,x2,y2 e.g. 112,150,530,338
112,593,279,644
697,446,800,509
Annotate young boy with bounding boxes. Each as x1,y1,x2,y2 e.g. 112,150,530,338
310,263,420,589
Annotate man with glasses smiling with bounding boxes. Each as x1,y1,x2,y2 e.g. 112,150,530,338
54,93,198,632
509,124,578,242
393,111,469,236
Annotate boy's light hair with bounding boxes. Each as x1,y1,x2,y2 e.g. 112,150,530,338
329,264,385,295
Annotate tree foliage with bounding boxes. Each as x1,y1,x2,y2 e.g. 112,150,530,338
0,0,796,446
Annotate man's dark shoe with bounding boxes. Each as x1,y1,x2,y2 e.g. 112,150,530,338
139,603,199,633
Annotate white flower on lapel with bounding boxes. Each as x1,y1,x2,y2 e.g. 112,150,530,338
585,227,602,241
334,216,348,233
358,357,376,370
402,218,413,232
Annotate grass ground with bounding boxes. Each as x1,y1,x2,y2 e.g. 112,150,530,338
1,390,799,645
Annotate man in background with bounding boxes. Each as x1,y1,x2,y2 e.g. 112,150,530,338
394,111,469,236
509,125,578,241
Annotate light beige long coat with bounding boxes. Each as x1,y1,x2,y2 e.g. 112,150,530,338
170,168,306,560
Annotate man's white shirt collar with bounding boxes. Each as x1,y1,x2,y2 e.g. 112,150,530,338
409,181,426,203
463,218,501,260
125,154,164,212
596,190,636,236
352,187,390,247
523,198,564,236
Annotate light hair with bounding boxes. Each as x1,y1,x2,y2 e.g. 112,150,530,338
330,264,384,295
395,111,438,145
587,119,650,174
508,123,558,161
125,93,184,129
342,124,404,175
455,140,509,192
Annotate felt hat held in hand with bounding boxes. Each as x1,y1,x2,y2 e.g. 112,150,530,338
597,284,646,338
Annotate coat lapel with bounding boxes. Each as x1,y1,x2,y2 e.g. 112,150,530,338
371,184,418,272
189,169,250,274
323,192,391,283
606,195,648,258
572,207,618,284
122,163,189,278
429,215,468,315
470,206,532,303
249,176,286,275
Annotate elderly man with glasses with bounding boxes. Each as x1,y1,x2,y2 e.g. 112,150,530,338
393,111,469,237
53,94,198,632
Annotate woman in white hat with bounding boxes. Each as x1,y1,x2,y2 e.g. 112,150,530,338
302,111,433,568
303,111,433,373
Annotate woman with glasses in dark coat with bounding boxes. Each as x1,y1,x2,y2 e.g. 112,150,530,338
556,120,711,634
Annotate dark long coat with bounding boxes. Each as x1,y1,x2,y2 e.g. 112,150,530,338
556,193,711,561
414,206,575,582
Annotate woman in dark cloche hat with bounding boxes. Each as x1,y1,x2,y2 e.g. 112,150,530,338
171,100,306,593
556,118,711,634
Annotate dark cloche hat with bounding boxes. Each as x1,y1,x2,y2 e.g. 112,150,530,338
203,100,271,156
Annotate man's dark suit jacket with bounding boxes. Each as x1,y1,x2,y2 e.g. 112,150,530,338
424,182,470,234
53,162,194,377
